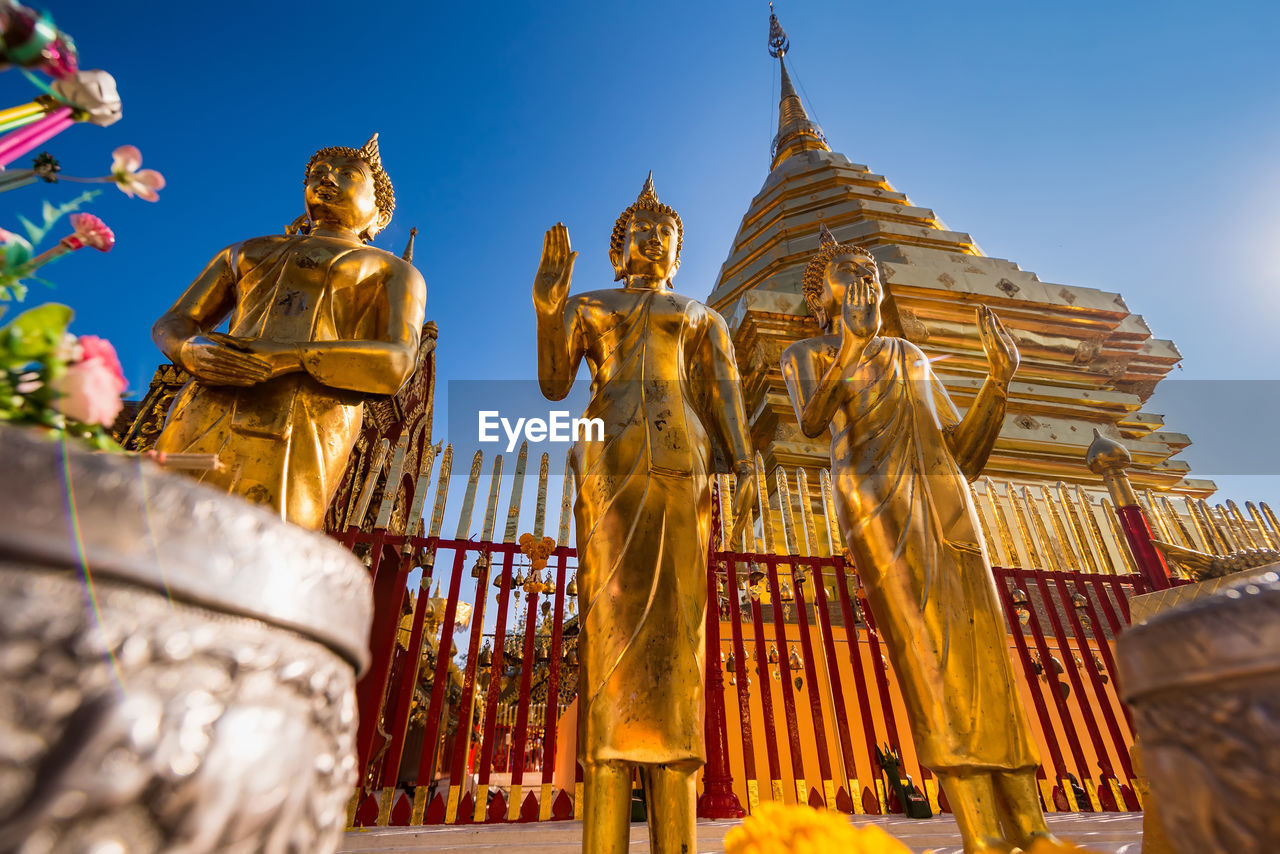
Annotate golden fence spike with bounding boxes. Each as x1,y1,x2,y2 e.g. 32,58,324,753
1074,486,1118,575
403,441,440,538
1261,503,1280,549
352,437,392,528
1040,484,1081,571
775,467,800,556
754,451,777,554
480,453,504,544
1162,496,1198,550
1140,490,1175,545
1101,497,1140,575
970,482,1005,567
983,477,1021,568
1248,502,1279,549
452,450,485,540
796,469,826,558
1207,502,1241,552
426,444,454,541
1057,482,1099,574
557,446,574,547
533,452,551,539
1187,498,1223,554
718,473,734,549
373,434,411,531
1024,486,1067,572
502,442,529,543
820,468,842,553
1005,482,1042,569
1225,500,1260,550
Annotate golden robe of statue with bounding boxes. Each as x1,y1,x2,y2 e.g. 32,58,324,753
152,135,426,530
782,226,1056,853
533,177,755,854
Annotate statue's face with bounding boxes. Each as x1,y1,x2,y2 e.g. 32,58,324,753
305,154,382,236
622,208,680,280
819,251,881,328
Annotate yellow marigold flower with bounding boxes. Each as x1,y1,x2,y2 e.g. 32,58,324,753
1023,840,1106,854
723,803,912,854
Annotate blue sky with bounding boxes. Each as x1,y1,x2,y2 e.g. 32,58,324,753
27,0,1280,502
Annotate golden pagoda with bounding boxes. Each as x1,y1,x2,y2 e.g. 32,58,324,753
707,10,1213,498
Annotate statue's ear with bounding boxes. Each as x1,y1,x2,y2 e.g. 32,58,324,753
609,248,626,281
375,209,392,233
803,291,827,330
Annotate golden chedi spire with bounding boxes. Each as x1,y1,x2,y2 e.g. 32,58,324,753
768,5,829,170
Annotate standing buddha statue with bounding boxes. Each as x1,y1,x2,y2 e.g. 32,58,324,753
151,134,427,529
532,175,756,854
781,225,1059,854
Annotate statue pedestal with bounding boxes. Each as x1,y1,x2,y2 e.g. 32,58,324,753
0,426,371,853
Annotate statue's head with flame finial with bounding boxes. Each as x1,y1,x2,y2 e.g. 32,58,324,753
300,133,395,242
609,172,683,283
801,223,879,332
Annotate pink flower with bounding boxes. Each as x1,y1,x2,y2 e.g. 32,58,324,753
110,145,165,201
51,335,127,427
61,213,115,252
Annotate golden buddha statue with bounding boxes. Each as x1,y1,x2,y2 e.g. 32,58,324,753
533,175,755,854
781,225,1056,853
151,134,426,529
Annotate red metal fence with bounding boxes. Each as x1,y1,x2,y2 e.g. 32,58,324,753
339,446,1217,828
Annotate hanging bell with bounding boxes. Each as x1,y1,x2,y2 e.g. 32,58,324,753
726,653,736,673
566,575,578,597
789,647,802,670
768,644,779,664
748,564,767,586
541,599,551,616
1031,654,1044,675
1071,590,1088,610
470,558,487,579
565,647,579,667
536,642,549,663
477,642,492,668
1011,587,1029,606
792,566,807,587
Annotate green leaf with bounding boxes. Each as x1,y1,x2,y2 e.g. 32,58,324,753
17,190,102,246
0,302,73,359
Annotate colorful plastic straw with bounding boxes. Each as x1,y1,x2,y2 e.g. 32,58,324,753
0,101,44,126
0,106,72,167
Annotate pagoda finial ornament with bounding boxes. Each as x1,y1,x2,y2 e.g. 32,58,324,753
767,3,789,58
766,5,829,169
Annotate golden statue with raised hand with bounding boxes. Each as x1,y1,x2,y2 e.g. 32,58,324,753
152,134,426,529
781,225,1056,854
533,175,755,854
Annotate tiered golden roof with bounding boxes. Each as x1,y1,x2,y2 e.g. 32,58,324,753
708,11,1211,497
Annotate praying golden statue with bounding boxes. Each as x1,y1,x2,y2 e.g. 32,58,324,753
781,225,1056,853
533,176,755,854
151,134,426,529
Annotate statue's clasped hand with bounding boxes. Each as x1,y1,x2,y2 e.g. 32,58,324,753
180,333,300,387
